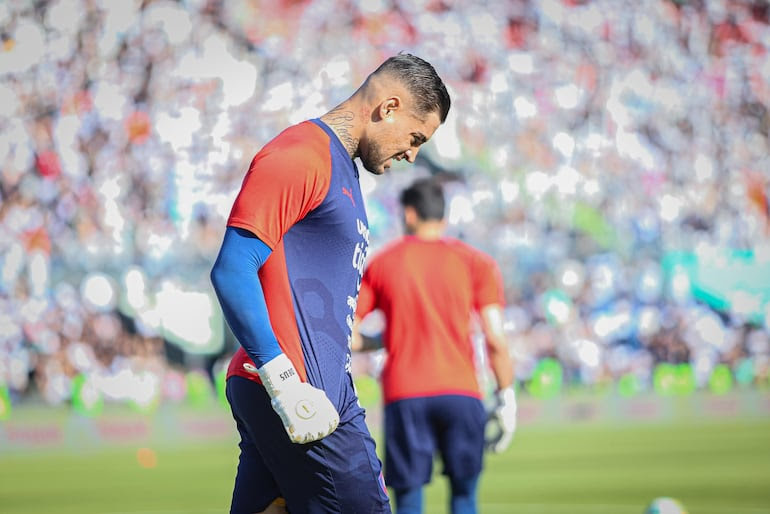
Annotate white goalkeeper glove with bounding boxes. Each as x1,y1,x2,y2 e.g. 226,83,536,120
484,386,517,454
244,354,339,444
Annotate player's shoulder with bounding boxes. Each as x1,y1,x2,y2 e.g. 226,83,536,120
441,236,484,253
262,121,330,160
367,237,406,262
373,236,482,257
442,237,497,265
363,237,415,272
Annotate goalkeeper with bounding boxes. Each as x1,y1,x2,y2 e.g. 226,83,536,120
353,177,516,514
210,54,450,513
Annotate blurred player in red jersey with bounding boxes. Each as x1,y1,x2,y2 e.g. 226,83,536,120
210,54,450,514
353,177,517,514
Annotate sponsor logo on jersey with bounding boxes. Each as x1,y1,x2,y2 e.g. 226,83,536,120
342,186,355,206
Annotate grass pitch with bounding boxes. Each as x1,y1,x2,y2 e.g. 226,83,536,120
1,413,768,513
434,419,770,513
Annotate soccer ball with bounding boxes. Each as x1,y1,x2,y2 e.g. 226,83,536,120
644,497,688,514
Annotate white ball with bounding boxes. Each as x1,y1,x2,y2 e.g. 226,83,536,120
645,497,688,514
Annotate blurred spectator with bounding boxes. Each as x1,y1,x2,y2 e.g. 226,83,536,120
1,0,769,409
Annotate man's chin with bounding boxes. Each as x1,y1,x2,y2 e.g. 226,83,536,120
363,163,387,175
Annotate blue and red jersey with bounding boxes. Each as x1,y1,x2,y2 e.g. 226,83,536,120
226,119,369,422
356,236,504,405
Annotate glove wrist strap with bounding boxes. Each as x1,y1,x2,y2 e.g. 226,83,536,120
497,386,517,411
257,354,301,396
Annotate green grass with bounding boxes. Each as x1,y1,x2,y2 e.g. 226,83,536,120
431,419,770,513
1,416,769,513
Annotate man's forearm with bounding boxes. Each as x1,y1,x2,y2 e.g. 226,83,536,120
351,319,384,352
487,342,514,390
210,227,282,367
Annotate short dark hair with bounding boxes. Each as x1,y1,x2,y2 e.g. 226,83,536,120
372,53,451,123
400,177,445,221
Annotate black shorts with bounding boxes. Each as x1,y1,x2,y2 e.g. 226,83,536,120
226,376,391,514
383,395,486,490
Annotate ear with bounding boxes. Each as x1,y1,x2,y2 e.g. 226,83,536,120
378,96,402,121
403,205,418,230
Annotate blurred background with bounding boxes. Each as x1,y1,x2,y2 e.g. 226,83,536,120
1,0,769,513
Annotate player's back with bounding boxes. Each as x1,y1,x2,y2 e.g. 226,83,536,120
360,236,503,403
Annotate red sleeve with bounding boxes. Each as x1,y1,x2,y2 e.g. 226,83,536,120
227,122,331,248
471,249,505,310
355,260,379,319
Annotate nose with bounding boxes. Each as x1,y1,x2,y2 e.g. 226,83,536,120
405,148,418,163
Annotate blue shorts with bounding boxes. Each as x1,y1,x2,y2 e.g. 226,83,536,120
226,376,391,514
384,395,486,490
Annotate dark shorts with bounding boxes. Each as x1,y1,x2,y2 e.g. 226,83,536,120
226,376,391,514
384,395,486,490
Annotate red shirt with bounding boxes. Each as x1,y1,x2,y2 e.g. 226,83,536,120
356,236,504,404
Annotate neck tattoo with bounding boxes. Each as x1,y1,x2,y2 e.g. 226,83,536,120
322,107,358,158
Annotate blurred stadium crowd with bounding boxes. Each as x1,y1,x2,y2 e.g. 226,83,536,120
1,0,769,411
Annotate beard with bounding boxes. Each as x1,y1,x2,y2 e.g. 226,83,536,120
359,140,387,175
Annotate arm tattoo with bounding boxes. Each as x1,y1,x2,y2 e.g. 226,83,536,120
323,107,358,158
